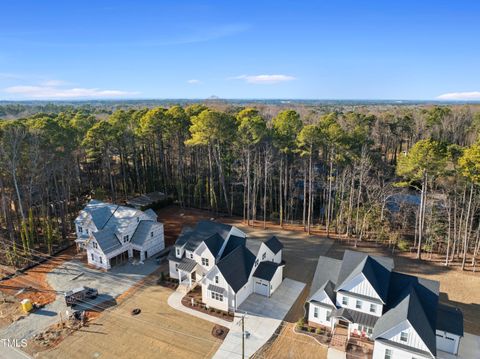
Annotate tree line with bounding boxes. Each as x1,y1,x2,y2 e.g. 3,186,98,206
1,103,480,270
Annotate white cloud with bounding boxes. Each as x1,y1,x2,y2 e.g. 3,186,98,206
230,74,296,84
437,91,480,100
187,79,201,84
4,83,139,99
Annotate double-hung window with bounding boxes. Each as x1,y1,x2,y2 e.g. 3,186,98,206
356,300,362,309
400,331,408,342
342,296,348,306
313,307,319,318
384,349,392,359
202,258,209,266
370,303,376,313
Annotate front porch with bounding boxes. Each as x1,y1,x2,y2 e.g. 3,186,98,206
176,257,198,291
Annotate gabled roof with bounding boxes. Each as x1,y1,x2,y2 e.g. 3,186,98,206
203,233,225,258
131,220,158,246
220,235,246,259
144,208,157,220
176,220,234,252
92,229,122,254
264,236,283,254
373,286,436,357
335,250,394,303
308,256,342,300
437,303,464,337
253,261,280,281
217,245,256,293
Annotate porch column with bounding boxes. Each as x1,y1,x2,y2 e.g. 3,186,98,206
189,272,192,287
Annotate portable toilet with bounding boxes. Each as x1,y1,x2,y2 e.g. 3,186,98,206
20,298,33,313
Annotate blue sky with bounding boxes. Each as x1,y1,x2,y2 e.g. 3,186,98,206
1,0,480,100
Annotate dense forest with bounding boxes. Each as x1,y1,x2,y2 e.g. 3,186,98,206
1,102,480,271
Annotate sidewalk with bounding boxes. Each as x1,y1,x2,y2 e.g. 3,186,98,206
167,291,233,328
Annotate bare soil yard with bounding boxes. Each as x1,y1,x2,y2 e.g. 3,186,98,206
254,323,328,359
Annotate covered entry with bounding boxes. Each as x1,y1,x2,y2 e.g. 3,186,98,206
109,251,129,267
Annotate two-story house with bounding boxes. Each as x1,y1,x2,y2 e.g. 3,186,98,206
307,250,463,358
74,199,165,270
168,220,284,311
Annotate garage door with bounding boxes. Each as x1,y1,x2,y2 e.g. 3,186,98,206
254,280,269,296
436,332,456,354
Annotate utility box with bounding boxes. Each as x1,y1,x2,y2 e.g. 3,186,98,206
20,298,33,313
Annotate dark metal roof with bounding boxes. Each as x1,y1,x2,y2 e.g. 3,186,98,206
335,250,394,304
309,300,336,310
177,258,197,272
217,245,256,293
373,285,436,356
333,308,379,328
264,236,283,254
253,261,280,281
221,235,246,259
203,233,225,258
437,303,464,336
208,284,227,295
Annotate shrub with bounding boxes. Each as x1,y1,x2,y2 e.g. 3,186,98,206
309,327,315,333
296,317,305,328
316,328,322,334
397,238,410,252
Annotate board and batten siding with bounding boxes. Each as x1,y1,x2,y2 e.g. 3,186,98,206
335,291,383,316
372,340,432,359
308,303,333,327
376,320,431,354
338,273,381,301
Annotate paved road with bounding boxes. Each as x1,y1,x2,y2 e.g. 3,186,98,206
213,278,306,359
0,258,161,343
0,345,33,359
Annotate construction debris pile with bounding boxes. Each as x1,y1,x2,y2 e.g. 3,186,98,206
32,311,87,348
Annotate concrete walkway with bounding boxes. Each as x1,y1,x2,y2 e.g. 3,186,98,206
327,347,347,359
213,278,306,359
167,291,234,327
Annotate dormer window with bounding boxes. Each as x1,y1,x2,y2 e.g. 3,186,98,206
400,331,408,342
123,235,129,243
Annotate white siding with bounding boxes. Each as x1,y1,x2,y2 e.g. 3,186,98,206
338,273,381,301
201,269,231,311
336,291,383,317
270,266,283,294
373,340,431,359
236,281,253,307
376,320,431,355
273,250,282,264
169,260,179,278
308,303,333,327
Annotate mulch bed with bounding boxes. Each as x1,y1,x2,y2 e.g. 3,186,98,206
181,287,234,322
211,324,229,340
295,324,331,345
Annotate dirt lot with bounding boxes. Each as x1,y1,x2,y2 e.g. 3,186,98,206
37,284,222,359
254,323,328,359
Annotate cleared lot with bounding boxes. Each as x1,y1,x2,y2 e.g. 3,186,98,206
38,284,222,359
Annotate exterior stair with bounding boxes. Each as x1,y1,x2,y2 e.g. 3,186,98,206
330,326,348,351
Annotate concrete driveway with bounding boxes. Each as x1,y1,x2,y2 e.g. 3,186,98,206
438,332,480,359
0,258,161,345
213,278,305,359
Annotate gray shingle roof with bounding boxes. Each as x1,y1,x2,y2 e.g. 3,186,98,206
217,245,256,293
253,261,280,281
436,303,464,336
177,220,233,252
92,229,122,254
264,236,283,254
335,250,394,303
131,220,158,246
308,256,342,300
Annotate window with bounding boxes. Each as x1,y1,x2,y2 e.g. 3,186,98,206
262,252,266,260
136,217,140,222
202,258,209,266
342,296,348,305
91,253,95,261
384,349,392,359
370,303,377,313
215,275,219,284
326,310,331,321
99,257,102,264
123,235,129,243
211,292,223,301
176,248,180,256
400,331,408,342
313,307,319,318
78,226,83,233
93,242,98,249
175,264,179,270
255,259,259,267
151,231,153,237
190,253,193,259
356,300,362,309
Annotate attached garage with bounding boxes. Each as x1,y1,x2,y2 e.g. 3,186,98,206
252,261,283,297
436,303,463,355
109,250,129,268
254,280,269,296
